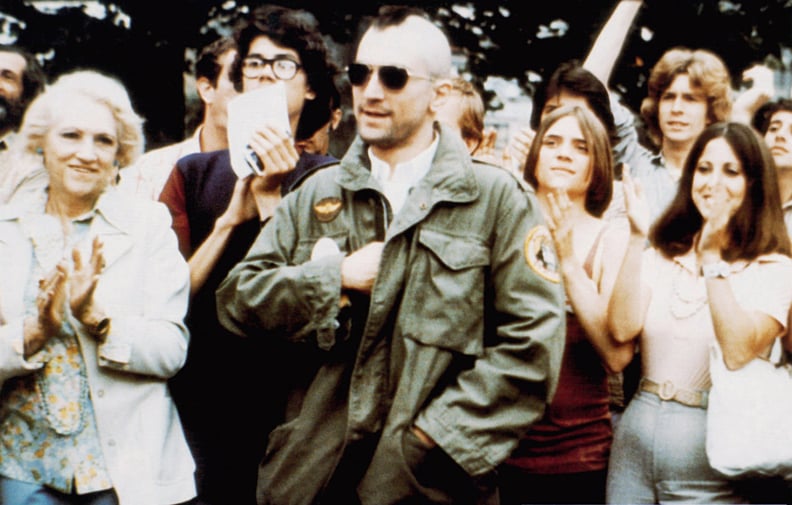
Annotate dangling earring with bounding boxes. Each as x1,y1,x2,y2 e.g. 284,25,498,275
35,147,43,155
113,160,121,185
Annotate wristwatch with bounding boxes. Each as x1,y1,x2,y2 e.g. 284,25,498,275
701,260,731,279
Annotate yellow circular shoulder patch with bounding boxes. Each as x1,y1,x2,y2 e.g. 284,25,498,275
524,225,561,283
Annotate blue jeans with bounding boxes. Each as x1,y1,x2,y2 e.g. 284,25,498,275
606,391,742,504
0,477,118,505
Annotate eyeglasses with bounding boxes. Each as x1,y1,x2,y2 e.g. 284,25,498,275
346,63,431,91
242,56,301,81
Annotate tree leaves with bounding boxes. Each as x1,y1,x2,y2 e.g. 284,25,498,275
4,0,791,147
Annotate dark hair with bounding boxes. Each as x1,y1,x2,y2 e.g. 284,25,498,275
192,37,235,121
296,75,342,141
370,5,432,29
195,37,236,86
753,98,792,135
230,5,337,140
329,78,341,111
530,60,615,141
651,122,790,261
524,105,614,217
0,45,46,110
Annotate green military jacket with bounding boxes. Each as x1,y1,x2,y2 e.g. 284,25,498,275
217,125,566,505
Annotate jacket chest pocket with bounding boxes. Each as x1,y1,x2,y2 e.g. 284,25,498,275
400,228,490,356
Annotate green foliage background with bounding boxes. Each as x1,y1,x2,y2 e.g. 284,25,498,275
2,0,791,150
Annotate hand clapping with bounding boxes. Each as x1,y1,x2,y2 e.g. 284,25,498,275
35,262,69,336
69,236,105,327
697,187,733,261
545,189,575,262
622,170,650,238
26,237,107,355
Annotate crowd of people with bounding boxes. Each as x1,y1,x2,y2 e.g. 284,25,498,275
0,1,791,504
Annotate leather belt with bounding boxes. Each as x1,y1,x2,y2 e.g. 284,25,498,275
639,378,708,409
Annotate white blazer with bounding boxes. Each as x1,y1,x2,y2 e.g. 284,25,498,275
0,186,196,505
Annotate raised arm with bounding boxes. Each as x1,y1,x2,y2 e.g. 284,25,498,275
583,0,644,86
186,176,260,295
545,191,635,373
731,64,775,125
608,172,651,343
172,124,297,296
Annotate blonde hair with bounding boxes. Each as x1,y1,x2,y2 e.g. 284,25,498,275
640,47,732,147
449,77,485,149
16,69,144,168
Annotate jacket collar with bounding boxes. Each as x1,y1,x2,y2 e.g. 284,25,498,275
1,183,138,270
0,181,130,235
336,122,480,206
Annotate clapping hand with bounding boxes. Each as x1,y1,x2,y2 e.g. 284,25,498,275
697,187,733,261
70,236,106,328
25,261,68,357
472,127,499,164
545,189,575,262
36,261,69,335
505,125,535,175
622,170,650,238
29,237,105,351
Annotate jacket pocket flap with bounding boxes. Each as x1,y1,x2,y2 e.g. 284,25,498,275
418,229,489,271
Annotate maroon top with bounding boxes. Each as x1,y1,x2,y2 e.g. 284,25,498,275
506,226,612,474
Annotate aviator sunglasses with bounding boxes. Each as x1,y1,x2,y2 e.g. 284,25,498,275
346,63,432,91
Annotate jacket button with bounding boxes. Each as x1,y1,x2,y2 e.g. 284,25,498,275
419,202,428,210
97,390,105,398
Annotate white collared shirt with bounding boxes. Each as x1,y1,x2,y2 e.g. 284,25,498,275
117,127,203,201
369,136,439,215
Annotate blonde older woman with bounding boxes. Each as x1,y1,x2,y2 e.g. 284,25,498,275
0,70,195,505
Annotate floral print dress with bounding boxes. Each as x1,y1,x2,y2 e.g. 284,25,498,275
0,206,113,494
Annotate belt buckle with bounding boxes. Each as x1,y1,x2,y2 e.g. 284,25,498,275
658,380,675,401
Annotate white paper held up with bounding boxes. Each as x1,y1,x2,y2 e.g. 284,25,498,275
227,81,292,178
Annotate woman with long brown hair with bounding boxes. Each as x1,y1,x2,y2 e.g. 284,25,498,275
606,121,792,503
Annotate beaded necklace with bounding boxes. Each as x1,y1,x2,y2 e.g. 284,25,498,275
669,262,708,319
35,346,90,436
